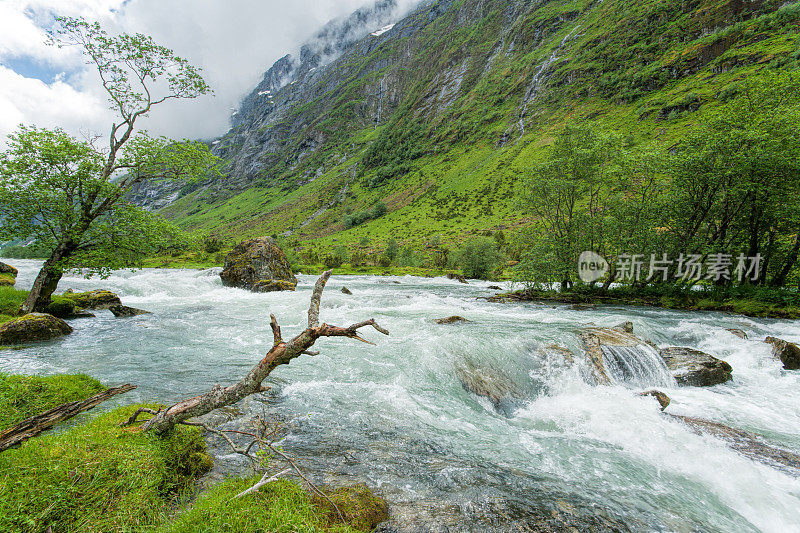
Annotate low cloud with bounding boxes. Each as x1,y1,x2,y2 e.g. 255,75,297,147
0,0,422,145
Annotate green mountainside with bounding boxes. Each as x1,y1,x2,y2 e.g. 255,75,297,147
142,0,800,253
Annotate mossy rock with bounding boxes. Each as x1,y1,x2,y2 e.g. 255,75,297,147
0,262,17,277
44,298,78,319
0,313,73,345
220,237,298,292
60,289,122,310
0,274,14,287
252,279,297,292
312,484,389,531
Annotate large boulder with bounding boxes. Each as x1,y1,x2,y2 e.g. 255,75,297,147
764,337,800,370
455,359,522,416
219,237,297,293
659,347,732,386
61,289,122,310
435,315,470,325
0,262,17,276
0,313,72,344
577,322,641,384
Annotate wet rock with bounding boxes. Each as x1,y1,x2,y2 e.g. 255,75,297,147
455,359,522,416
571,303,597,311
670,415,800,474
109,305,151,318
341,286,353,295
577,322,641,384
61,289,122,310
639,390,670,411
659,347,732,386
763,337,800,370
487,285,502,290
726,328,748,339
0,313,72,344
446,273,467,284
220,237,297,292
435,316,470,325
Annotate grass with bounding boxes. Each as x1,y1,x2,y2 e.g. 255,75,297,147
0,404,212,533
0,378,390,532
0,373,106,431
0,286,27,324
156,478,382,533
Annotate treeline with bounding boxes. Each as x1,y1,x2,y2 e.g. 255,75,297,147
513,72,800,291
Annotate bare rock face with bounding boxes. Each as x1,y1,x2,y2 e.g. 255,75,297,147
220,237,297,293
109,305,151,318
61,289,122,310
659,347,733,386
764,337,800,370
0,313,72,344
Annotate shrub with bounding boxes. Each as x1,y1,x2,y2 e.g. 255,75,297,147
385,239,399,262
455,237,503,280
203,236,223,253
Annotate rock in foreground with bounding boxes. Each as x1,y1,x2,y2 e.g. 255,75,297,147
0,313,72,344
0,261,17,286
764,337,800,370
220,237,297,293
61,289,122,310
109,305,151,318
659,347,732,386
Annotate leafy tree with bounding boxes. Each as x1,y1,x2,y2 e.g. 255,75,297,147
385,238,399,261
455,237,502,280
0,18,219,313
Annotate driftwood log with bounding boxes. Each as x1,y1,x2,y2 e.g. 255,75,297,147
0,384,136,452
138,271,389,434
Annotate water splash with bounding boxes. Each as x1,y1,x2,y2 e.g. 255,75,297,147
601,344,676,388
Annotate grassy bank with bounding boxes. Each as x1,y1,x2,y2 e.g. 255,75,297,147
0,374,388,532
494,284,800,319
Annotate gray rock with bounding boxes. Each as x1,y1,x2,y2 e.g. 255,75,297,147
109,305,151,318
341,286,353,295
434,316,469,325
639,390,670,411
446,273,467,284
764,337,800,370
727,328,748,339
659,347,732,386
61,289,122,310
220,237,297,292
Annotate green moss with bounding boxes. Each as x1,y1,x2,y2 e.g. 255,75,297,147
0,404,210,533
0,286,26,317
157,477,375,533
313,484,391,531
0,274,14,287
0,373,105,431
44,297,78,318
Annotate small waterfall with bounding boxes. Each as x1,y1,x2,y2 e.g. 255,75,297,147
600,344,675,388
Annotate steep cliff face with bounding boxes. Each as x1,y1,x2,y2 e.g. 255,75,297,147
143,0,800,244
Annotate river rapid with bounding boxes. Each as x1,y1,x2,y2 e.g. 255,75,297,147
3,260,800,532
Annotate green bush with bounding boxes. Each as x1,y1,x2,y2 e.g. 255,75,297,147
385,239,399,262
455,237,502,280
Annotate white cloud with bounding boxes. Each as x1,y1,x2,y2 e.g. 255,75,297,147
0,0,422,145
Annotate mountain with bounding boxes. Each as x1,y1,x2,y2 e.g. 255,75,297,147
134,0,800,249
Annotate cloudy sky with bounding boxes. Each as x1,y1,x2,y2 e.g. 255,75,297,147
0,0,413,145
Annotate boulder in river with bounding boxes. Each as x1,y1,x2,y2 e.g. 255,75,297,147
639,390,671,411
435,316,470,325
446,273,468,284
109,305,151,318
455,359,522,416
0,313,72,344
578,322,640,384
763,337,800,370
659,347,732,386
726,328,748,339
219,237,297,293
61,289,122,310
341,286,353,295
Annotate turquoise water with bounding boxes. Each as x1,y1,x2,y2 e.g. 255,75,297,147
3,260,800,531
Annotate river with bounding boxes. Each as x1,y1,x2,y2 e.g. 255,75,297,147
3,260,800,532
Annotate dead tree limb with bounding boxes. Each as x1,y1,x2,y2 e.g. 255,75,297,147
0,384,136,452
139,271,389,435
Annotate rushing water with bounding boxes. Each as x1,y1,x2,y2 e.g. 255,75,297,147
3,260,800,532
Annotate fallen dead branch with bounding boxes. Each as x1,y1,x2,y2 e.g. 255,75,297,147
129,270,389,435
0,384,136,452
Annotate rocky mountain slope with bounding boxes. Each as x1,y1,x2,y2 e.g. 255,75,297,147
135,0,800,248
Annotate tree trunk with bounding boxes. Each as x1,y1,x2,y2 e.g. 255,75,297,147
138,271,389,435
19,243,72,314
771,228,800,288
